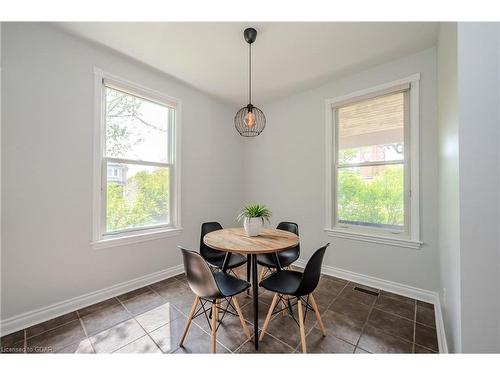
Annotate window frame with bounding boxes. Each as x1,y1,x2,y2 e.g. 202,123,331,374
324,74,422,249
92,68,182,250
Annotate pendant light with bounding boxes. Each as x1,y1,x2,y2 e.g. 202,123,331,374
235,28,266,137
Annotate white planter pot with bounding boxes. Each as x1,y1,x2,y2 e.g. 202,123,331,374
243,217,263,237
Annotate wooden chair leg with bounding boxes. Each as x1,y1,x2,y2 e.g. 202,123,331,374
232,296,251,340
297,297,307,353
211,300,218,353
281,295,288,316
215,299,220,322
258,267,267,283
309,294,326,336
179,296,199,347
259,293,279,341
233,268,241,279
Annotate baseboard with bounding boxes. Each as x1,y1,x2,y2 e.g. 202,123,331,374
432,294,449,353
0,264,184,336
295,258,448,353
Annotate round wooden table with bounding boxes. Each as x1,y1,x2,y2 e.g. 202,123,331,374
204,227,300,350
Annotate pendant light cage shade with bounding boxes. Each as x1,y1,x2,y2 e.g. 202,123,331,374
235,105,266,137
235,27,265,137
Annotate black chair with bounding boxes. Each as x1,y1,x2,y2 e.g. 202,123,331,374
257,222,300,281
258,244,330,353
200,222,247,277
178,247,251,353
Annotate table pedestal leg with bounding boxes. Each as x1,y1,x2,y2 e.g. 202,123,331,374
251,254,259,350
247,254,251,296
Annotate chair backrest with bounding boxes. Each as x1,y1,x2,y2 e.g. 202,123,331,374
294,243,329,296
180,247,219,299
277,221,299,235
200,222,225,262
276,221,300,260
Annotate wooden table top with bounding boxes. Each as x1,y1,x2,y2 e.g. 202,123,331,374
203,227,300,254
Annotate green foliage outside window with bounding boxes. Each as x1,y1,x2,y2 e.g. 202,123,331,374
107,168,169,232
338,166,404,228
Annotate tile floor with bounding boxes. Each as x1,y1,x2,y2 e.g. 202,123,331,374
0,268,439,354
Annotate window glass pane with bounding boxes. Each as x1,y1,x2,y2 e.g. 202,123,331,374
105,86,170,163
337,164,404,230
338,92,404,165
106,162,170,232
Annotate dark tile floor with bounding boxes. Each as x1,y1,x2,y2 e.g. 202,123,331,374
0,268,439,354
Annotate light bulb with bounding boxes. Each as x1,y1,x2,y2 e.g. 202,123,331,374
244,111,256,128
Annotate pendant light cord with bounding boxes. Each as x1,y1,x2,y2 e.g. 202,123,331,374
248,42,252,105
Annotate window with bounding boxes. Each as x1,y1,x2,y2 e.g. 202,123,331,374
92,69,182,248
325,75,421,248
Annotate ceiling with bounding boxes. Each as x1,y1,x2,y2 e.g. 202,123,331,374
56,22,439,107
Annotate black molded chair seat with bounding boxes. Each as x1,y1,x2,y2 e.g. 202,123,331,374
179,247,251,353
257,251,298,269
257,222,299,270
213,272,250,298
200,222,247,272
258,244,330,354
259,270,303,296
205,253,247,270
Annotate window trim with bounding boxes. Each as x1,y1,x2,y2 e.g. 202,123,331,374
324,74,422,249
91,68,182,249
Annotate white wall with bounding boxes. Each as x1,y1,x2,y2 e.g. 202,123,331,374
498,22,500,354
1,23,243,323
457,22,500,353
243,48,439,292
0,23,2,325
497,21,500,354
437,23,461,353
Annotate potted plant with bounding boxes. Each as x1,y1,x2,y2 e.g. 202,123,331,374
237,203,272,237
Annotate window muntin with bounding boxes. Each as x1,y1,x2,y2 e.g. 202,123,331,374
334,91,408,233
102,82,175,236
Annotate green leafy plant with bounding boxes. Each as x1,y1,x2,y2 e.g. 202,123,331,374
237,203,272,223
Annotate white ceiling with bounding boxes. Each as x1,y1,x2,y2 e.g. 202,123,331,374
56,22,439,107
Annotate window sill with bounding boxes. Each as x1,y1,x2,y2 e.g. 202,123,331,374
91,227,183,250
324,228,422,249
